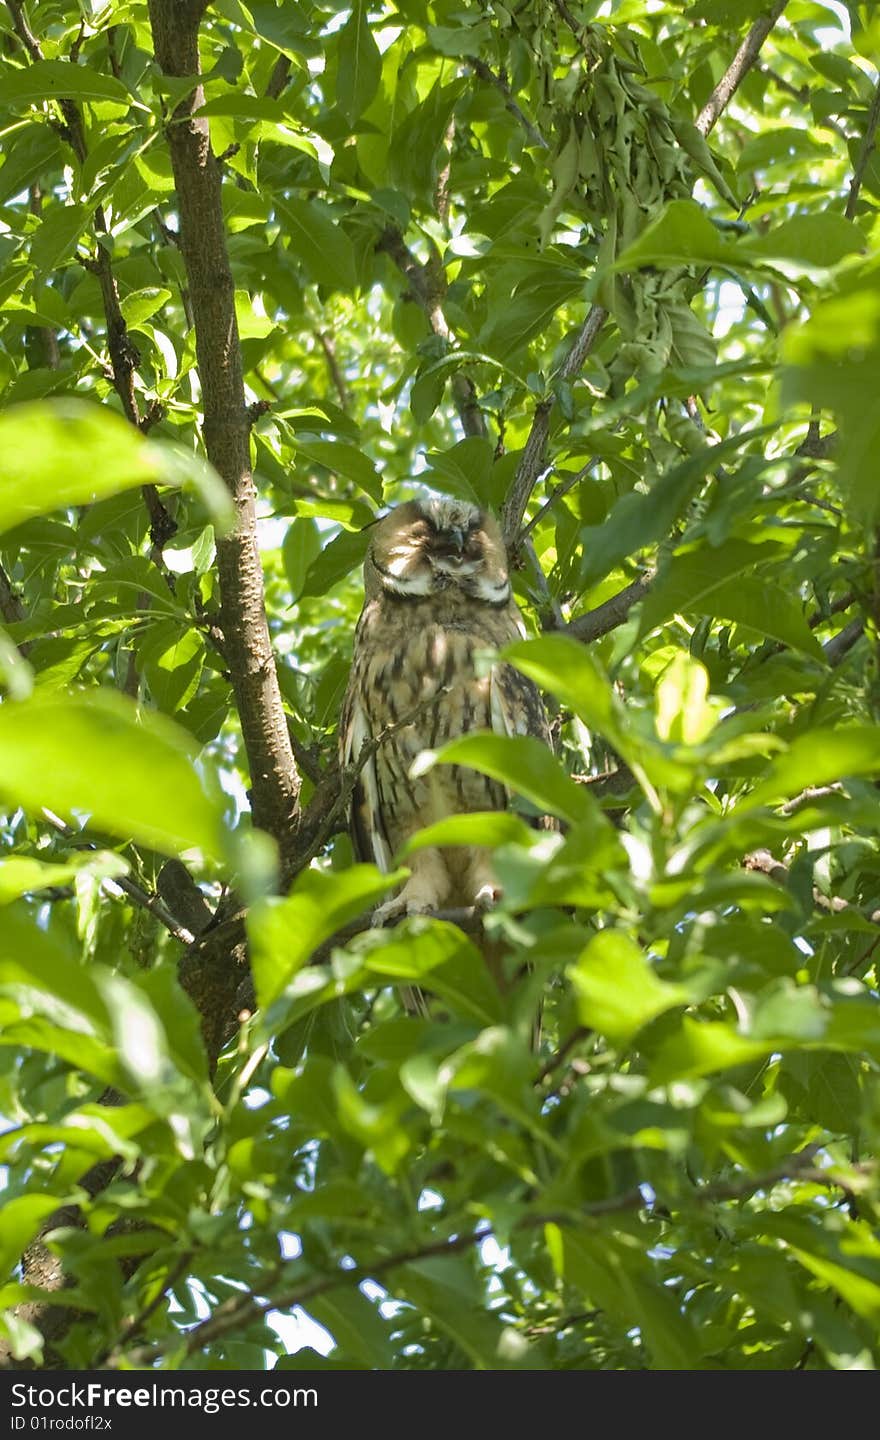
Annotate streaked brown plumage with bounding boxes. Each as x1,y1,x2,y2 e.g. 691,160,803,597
339,496,550,924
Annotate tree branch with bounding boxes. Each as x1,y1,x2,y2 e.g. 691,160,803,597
6,1,176,554
39,809,197,945
823,618,863,666
744,846,880,928
695,1,790,137
845,76,880,220
314,329,349,409
111,1144,841,1367
518,460,598,545
501,305,607,550
501,2,788,553
376,226,487,439
565,571,656,644
147,0,302,876
464,58,548,149
265,53,292,101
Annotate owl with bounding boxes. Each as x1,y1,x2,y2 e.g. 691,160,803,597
339,496,551,926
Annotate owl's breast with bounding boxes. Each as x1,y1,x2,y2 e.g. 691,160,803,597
358,612,489,733
350,601,506,845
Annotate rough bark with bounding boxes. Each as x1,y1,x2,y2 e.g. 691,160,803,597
147,0,301,877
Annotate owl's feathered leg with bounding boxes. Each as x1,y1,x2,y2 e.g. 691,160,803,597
462,848,501,910
371,846,451,926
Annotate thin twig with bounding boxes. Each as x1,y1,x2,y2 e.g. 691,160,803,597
845,77,880,219
778,785,842,816
537,1025,591,1083
376,226,486,439
465,57,548,149
285,720,325,788
92,1250,194,1367
112,1145,841,1367
696,1,790,137
314,330,349,409
744,847,880,929
518,460,599,545
501,306,607,549
40,809,194,945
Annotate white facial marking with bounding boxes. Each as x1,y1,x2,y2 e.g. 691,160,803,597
387,552,414,577
473,575,510,603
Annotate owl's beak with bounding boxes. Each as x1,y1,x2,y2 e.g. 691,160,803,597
440,526,465,556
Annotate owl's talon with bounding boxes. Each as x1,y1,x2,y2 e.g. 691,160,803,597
371,897,404,928
474,883,500,911
372,895,433,928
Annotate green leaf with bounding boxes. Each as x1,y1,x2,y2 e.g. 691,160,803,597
425,437,495,504
413,733,590,825
638,538,781,637
743,727,880,812
139,622,205,714
695,576,824,657
282,517,322,600
388,79,466,204
612,199,735,270
400,811,535,858
336,0,381,125
308,1289,391,1368
0,906,124,1086
30,204,91,273
613,200,863,279
0,402,158,535
364,919,503,1024
745,214,864,271
503,635,626,751
640,542,824,657
0,690,224,859
277,198,357,290
0,59,130,107
788,1244,880,1326
0,123,62,206
294,440,381,501
393,1256,518,1369
576,427,773,589
555,1229,698,1370
0,1195,63,1280
569,931,689,1042
298,525,371,597
0,401,230,535
649,1018,773,1084
121,288,172,328
480,262,583,356
0,852,127,906
249,864,401,1009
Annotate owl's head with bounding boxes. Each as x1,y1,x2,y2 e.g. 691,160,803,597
364,497,510,605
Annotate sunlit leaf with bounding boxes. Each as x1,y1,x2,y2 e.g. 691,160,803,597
0,690,225,859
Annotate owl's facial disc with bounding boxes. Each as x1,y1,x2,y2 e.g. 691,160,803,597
370,498,511,604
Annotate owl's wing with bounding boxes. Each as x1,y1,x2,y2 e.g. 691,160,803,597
490,662,553,745
339,685,393,873
489,616,556,831
488,607,552,747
